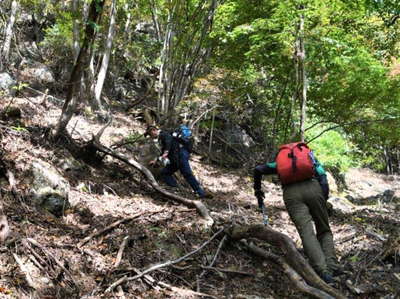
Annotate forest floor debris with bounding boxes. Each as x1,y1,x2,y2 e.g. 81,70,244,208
0,95,399,298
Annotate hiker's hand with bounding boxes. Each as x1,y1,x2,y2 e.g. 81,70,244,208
149,159,157,166
258,197,265,210
326,201,333,217
161,151,169,159
255,189,265,209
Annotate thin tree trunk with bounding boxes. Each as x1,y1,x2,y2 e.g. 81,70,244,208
298,12,307,142
123,3,132,40
158,10,174,114
93,0,117,112
54,0,105,137
71,0,81,62
86,52,96,108
158,0,217,119
208,110,215,152
149,0,162,42
1,0,18,68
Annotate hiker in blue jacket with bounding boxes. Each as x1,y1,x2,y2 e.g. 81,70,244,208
145,125,212,199
253,143,342,283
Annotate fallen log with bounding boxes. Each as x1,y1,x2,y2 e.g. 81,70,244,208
226,224,346,299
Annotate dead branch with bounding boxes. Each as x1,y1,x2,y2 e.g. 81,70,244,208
89,139,213,226
199,235,227,278
214,134,247,162
94,115,113,142
105,227,224,293
128,267,217,298
13,253,37,289
200,266,253,277
116,286,126,299
227,224,346,299
161,283,218,299
26,238,79,289
21,239,51,273
78,209,163,247
113,235,129,269
189,105,219,129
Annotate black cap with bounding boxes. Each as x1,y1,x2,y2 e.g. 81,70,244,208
144,125,158,137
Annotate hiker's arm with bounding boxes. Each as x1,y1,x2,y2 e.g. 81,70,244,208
160,132,172,157
314,159,330,199
253,162,276,208
253,162,277,191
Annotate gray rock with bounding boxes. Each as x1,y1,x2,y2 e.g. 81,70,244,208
30,161,70,217
326,172,338,194
225,125,254,148
381,189,395,202
36,187,70,216
0,73,16,95
29,65,55,83
328,197,357,213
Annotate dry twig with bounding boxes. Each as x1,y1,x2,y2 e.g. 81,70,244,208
113,235,130,269
105,228,225,293
199,235,227,279
13,253,37,289
26,238,79,289
200,266,254,277
78,209,164,247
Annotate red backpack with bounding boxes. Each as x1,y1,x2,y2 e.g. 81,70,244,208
276,142,314,185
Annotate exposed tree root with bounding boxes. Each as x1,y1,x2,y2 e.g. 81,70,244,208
226,224,346,299
88,137,214,226
51,119,214,225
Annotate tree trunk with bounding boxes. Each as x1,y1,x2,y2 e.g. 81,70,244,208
298,12,307,142
149,0,162,42
227,225,346,299
54,0,105,137
1,0,18,69
71,0,81,62
93,0,117,113
123,3,132,40
157,0,217,121
85,45,97,110
158,9,174,115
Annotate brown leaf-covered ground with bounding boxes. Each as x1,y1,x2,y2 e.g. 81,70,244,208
0,94,399,298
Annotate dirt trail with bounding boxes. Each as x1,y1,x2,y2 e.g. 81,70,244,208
0,96,399,298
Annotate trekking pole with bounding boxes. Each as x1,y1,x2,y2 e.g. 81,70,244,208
261,203,269,225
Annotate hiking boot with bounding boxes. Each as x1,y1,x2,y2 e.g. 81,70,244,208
320,271,334,284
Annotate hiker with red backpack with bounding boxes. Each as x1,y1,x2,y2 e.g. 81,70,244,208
253,142,341,284
145,125,212,199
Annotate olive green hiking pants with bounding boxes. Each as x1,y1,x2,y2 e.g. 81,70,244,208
283,179,338,275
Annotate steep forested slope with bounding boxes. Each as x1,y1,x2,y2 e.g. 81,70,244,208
0,0,399,298
0,91,398,298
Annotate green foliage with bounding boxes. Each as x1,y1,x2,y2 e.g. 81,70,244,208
209,0,400,171
125,132,145,144
12,82,29,92
306,127,359,172
15,0,400,173
41,13,74,49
